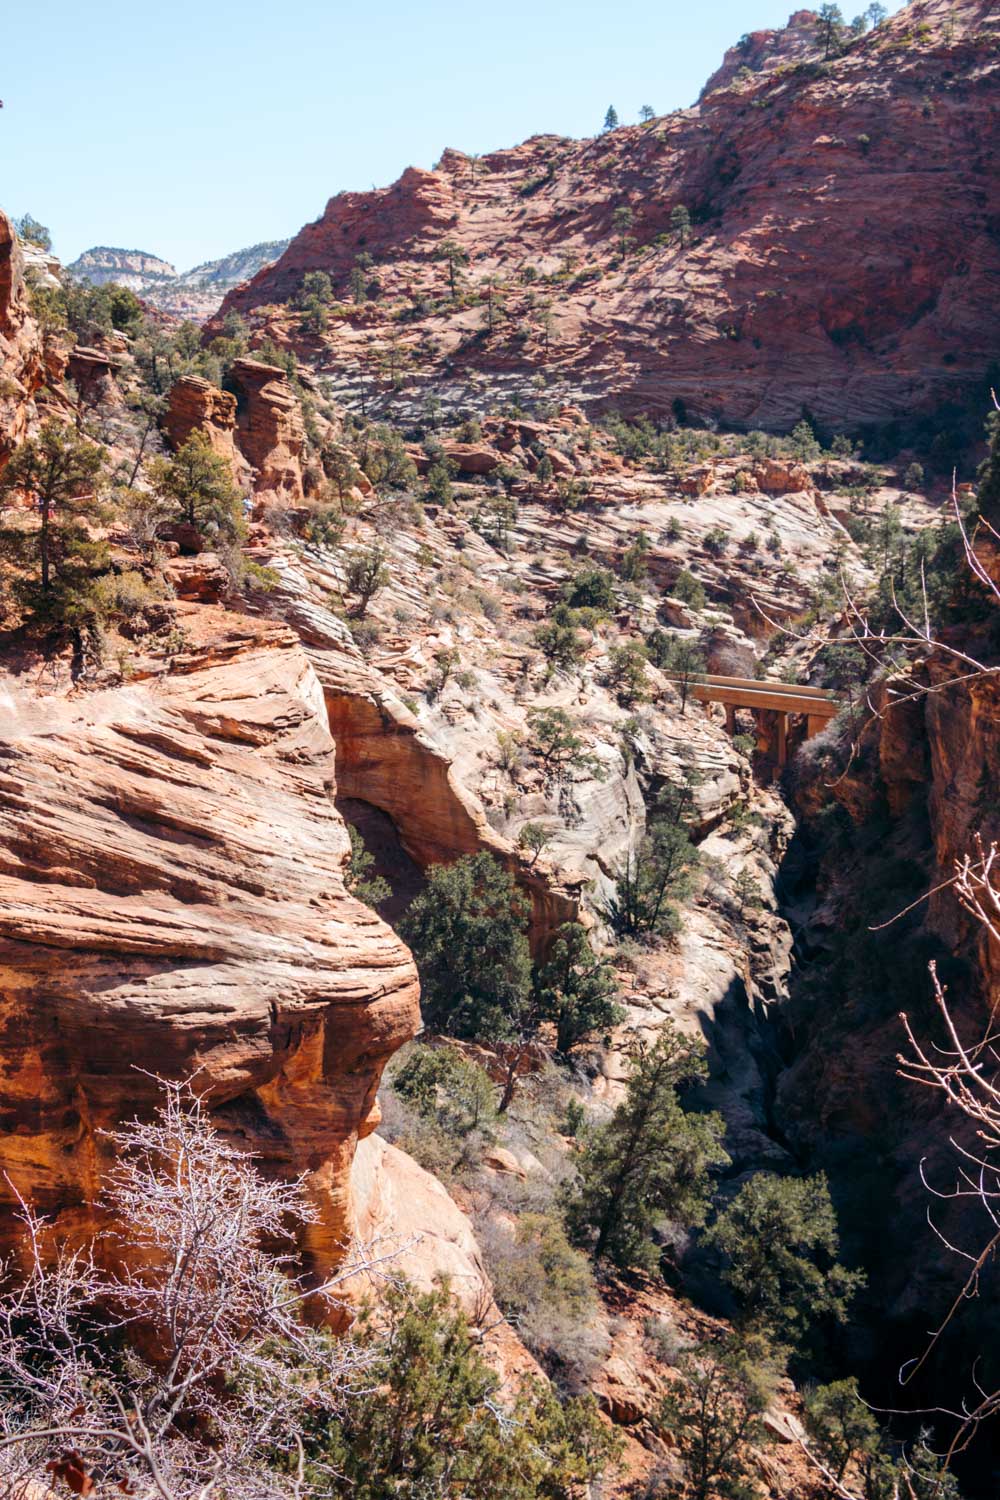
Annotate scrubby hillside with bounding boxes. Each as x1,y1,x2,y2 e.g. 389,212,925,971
216,0,999,444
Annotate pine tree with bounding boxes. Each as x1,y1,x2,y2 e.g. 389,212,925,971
670,203,692,246
566,1027,728,1269
534,921,623,1054
703,1172,864,1349
435,239,469,298
603,105,619,132
601,818,699,938
658,1339,778,1500
612,204,635,256
319,1286,620,1499
816,2,845,57
401,853,531,1040
149,432,244,545
0,421,108,622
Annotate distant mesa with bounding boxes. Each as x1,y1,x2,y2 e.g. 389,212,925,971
65,239,291,318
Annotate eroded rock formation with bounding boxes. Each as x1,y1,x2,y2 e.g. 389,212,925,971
0,212,46,471
0,609,420,1282
230,358,306,500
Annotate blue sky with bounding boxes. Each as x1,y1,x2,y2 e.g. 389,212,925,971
3,0,903,270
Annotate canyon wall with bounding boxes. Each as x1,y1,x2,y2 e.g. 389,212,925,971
0,212,46,472
218,0,1000,435
0,609,420,1282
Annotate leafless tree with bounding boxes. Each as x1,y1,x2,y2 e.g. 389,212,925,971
896,841,1000,1465
0,1077,395,1500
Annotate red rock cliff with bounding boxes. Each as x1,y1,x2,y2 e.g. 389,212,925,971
218,0,1000,434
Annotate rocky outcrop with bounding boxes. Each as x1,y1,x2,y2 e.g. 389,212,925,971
247,545,585,949
699,8,823,97
217,0,1000,435
163,374,238,452
229,166,459,309
0,609,420,1281
67,343,124,408
162,373,252,492
0,211,46,471
230,358,306,501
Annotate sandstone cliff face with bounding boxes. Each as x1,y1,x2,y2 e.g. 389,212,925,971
230,358,306,500
0,212,45,471
217,0,1000,435
0,610,420,1281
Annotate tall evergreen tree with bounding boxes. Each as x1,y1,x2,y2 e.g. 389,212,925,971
534,921,623,1055
567,1027,727,1269
401,852,531,1040
149,432,244,545
0,421,108,621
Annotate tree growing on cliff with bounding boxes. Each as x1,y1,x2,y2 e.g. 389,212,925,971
13,213,51,250
344,543,390,617
703,1171,863,1352
647,631,706,712
816,2,846,56
435,239,469,299
0,420,109,623
527,707,605,782
149,431,244,547
533,921,624,1055
657,1339,777,1500
670,203,692,247
345,824,392,910
639,104,656,123
401,852,532,1042
602,105,619,132
601,818,699,940
566,1027,727,1270
612,204,635,256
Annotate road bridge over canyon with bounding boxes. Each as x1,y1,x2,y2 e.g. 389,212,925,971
670,673,841,770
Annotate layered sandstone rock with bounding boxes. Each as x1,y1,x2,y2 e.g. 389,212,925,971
230,358,306,500
162,372,252,494
0,609,420,1280
217,0,1000,435
163,373,238,453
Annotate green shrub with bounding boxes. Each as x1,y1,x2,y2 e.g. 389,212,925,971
318,1286,621,1499
566,1028,727,1271
391,1044,497,1137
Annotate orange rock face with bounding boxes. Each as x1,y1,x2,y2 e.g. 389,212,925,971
163,373,236,450
216,0,1000,434
0,612,420,1279
0,212,45,471
229,358,306,500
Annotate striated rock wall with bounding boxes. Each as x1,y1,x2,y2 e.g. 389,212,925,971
0,610,420,1281
217,0,1000,435
230,358,306,500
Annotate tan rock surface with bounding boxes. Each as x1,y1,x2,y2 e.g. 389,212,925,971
0,610,420,1280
